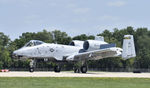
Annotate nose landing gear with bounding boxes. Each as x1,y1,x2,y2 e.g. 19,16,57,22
54,65,61,72
29,59,36,72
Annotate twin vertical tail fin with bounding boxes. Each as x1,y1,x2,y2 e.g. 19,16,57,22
122,35,136,59
95,36,104,41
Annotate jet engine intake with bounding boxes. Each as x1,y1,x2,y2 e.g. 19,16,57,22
69,40,84,48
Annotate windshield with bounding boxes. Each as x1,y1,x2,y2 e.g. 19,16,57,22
24,40,44,47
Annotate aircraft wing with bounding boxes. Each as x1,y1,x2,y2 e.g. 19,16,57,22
67,48,117,61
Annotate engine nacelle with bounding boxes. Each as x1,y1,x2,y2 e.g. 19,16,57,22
83,40,108,51
69,40,84,48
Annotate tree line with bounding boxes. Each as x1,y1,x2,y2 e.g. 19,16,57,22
0,27,150,71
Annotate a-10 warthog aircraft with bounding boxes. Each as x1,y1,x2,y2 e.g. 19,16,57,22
12,35,136,73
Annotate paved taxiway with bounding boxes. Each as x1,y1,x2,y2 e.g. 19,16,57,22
0,71,150,78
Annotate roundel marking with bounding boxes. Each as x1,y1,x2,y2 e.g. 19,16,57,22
50,48,54,52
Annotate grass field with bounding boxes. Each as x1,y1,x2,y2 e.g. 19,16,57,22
0,77,150,88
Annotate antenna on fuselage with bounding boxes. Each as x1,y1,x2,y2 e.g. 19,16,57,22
52,32,57,44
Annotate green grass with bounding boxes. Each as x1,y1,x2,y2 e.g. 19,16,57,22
0,77,150,88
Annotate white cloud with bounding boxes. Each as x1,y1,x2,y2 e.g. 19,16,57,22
73,8,91,14
96,25,115,31
24,14,42,24
99,15,119,21
107,1,126,7
72,18,89,23
0,0,32,4
66,3,77,8
0,0,34,7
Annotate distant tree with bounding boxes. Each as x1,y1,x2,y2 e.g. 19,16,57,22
73,34,95,40
0,32,11,68
0,49,11,68
0,32,10,46
52,30,72,45
34,30,53,43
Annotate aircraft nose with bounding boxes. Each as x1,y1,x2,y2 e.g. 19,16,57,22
12,50,18,58
12,49,25,59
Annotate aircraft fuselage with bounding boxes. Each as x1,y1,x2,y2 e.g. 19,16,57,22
13,43,81,60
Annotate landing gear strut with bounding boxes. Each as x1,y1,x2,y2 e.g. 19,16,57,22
74,61,88,73
29,59,36,72
74,66,87,73
74,68,80,73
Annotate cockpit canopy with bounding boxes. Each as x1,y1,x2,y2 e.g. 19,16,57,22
24,40,44,47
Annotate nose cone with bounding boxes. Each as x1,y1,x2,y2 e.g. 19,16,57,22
12,49,24,58
12,50,19,58
13,50,17,55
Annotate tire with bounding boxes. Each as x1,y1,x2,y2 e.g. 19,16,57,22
54,65,61,72
133,70,141,73
29,67,34,72
81,66,87,73
74,68,80,73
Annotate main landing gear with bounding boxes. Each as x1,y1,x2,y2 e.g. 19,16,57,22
81,66,87,73
74,61,88,73
74,66,88,73
28,59,87,73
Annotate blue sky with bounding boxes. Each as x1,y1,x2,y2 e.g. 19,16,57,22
0,0,150,40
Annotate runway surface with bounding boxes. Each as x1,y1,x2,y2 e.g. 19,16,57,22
0,71,150,78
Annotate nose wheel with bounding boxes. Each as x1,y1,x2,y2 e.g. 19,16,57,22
29,67,34,72
54,65,61,72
